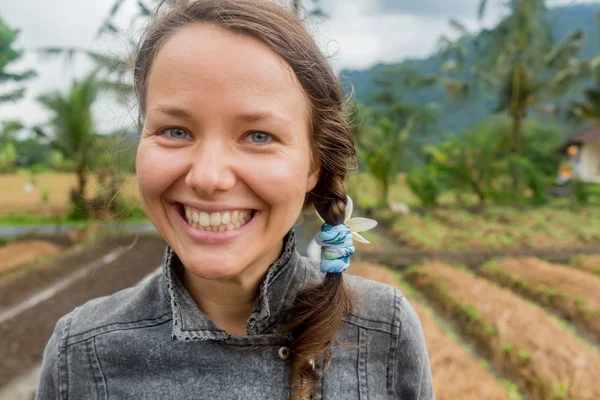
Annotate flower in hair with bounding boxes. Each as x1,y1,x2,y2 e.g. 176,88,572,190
307,195,378,273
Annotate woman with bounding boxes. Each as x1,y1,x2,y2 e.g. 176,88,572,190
36,1,433,398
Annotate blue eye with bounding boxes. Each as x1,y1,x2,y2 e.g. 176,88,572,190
246,132,272,144
161,128,191,140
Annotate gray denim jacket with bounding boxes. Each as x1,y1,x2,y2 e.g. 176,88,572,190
36,231,434,399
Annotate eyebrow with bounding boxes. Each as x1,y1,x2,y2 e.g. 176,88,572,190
151,105,290,125
152,105,194,119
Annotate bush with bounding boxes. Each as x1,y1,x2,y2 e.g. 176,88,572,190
29,163,49,174
572,179,590,205
406,166,443,207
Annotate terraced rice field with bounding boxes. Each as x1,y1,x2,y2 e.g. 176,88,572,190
348,262,517,400
405,263,600,400
481,257,600,342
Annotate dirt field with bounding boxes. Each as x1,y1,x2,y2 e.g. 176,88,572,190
348,262,513,400
571,254,600,275
0,241,63,275
0,235,166,389
482,257,600,342
0,171,138,217
406,263,600,400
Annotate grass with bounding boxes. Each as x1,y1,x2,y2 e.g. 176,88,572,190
346,172,476,209
347,172,600,251
375,206,600,250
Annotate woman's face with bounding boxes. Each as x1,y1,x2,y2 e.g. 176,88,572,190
136,23,318,281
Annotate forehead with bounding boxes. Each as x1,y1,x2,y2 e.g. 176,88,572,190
145,22,310,121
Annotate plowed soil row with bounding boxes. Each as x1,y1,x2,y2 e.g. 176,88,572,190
482,257,600,342
406,263,600,400
570,254,600,276
0,240,63,275
348,262,514,400
0,235,166,389
0,235,159,309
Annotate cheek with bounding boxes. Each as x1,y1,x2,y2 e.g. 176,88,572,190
242,151,312,208
135,141,186,203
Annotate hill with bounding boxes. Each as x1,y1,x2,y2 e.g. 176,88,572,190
341,3,600,136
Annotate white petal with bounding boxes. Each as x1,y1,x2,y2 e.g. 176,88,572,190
307,238,322,261
315,209,325,223
347,217,377,232
352,232,370,244
344,195,354,222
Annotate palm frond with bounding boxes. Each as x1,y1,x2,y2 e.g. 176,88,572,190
0,89,25,103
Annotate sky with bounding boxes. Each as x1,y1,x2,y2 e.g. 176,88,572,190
0,0,596,134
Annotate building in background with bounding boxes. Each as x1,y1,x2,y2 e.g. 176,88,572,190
558,125,600,184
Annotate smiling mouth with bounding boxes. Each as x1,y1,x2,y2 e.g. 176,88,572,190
175,203,256,232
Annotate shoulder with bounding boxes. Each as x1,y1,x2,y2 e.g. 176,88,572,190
343,271,405,334
301,256,405,334
59,269,171,345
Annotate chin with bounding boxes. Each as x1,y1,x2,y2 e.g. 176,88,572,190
179,254,247,281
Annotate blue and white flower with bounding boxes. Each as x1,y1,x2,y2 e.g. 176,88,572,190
307,195,378,263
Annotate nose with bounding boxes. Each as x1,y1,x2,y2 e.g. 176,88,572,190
184,140,236,195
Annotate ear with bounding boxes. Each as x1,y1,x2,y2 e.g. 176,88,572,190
307,156,321,193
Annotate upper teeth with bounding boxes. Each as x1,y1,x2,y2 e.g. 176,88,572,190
183,206,252,230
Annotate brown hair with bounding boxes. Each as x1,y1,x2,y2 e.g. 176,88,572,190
133,1,356,398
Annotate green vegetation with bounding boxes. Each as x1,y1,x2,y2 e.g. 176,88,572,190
343,4,600,134
0,16,36,103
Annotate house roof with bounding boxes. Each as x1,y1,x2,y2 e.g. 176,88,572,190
559,125,600,153
565,125,600,145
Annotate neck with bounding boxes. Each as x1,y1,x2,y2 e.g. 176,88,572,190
180,240,284,336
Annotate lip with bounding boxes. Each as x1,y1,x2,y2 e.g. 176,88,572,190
170,202,259,244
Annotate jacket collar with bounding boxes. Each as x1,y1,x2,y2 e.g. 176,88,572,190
161,230,305,343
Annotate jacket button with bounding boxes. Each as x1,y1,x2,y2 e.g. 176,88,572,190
278,346,290,360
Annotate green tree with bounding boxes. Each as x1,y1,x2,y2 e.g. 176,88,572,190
0,16,36,102
425,116,562,205
34,74,100,218
441,0,598,197
358,116,416,204
0,120,23,173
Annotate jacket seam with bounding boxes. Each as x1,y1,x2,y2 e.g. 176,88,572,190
388,290,403,394
93,336,108,399
67,315,172,346
341,319,394,335
343,314,394,327
85,339,97,397
357,326,369,399
58,310,75,399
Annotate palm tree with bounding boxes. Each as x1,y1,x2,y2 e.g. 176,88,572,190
440,0,598,195
571,86,600,123
34,74,99,217
0,16,36,102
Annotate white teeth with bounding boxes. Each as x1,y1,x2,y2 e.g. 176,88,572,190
182,205,254,232
210,212,221,226
221,212,231,224
199,212,210,227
